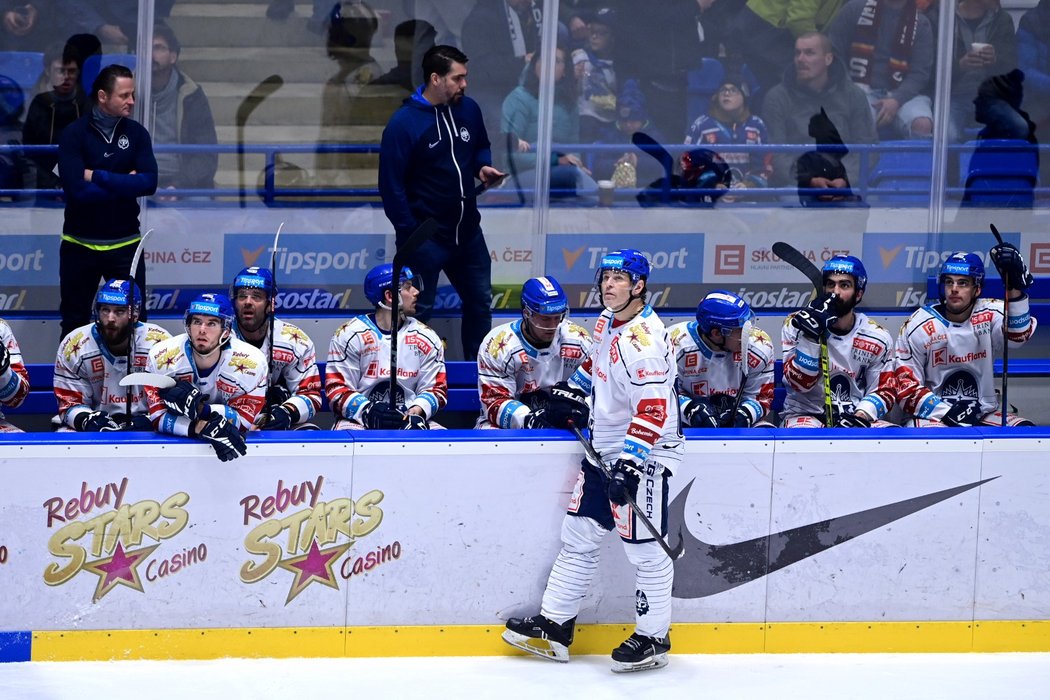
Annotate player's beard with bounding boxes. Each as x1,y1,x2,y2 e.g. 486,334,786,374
237,310,267,335
99,321,131,349
836,291,861,316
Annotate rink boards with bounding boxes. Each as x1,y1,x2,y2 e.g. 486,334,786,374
1,428,1049,662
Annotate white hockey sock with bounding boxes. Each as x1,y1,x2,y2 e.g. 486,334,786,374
626,540,673,639
541,515,605,624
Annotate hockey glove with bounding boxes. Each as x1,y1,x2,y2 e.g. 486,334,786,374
111,413,155,431
195,413,247,462
791,293,840,342
941,400,981,427
546,381,590,429
990,242,1034,292
261,404,296,431
522,409,552,429
607,459,643,507
404,413,429,430
835,412,872,428
0,343,9,375
362,401,406,430
265,384,292,410
718,405,754,428
74,410,121,432
159,380,208,421
682,397,719,428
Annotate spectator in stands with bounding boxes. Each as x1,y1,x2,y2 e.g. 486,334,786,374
55,0,140,49
503,46,597,202
371,19,437,92
0,72,27,195
827,0,934,139
22,41,87,197
574,6,617,142
0,317,30,433
762,32,877,195
150,24,218,193
0,0,54,51
589,79,668,191
948,0,1017,141
1017,0,1050,183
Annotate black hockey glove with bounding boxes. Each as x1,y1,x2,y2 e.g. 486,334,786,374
682,397,719,428
518,389,551,411
265,384,292,410
522,409,552,429
74,410,121,432
941,400,981,427
0,342,9,375
546,381,590,429
835,412,872,428
791,293,840,342
261,404,296,431
404,413,429,430
195,413,247,462
111,413,155,431
607,459,643,507
990,242,1034,292
718,405,754,428
362,401,406,430
159,380,209,421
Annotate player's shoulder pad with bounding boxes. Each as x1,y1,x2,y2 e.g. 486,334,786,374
749,326,775,354
227,338,267,375
482,325,518,359
142,323,172,343
278,320,315,348
564,321,592,342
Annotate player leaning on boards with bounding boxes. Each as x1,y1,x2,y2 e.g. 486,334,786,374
503,250,683,673
782,255,898,428
325,263,447,430
895,246,1037,426
54,279,171,432
670,290,776,429
475,275,593,429
0,318,30,433
144,294,267,461
230,266,323,430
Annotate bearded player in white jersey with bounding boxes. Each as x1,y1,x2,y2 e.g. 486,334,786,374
670,290,775,429
781,255,898,428
503,249,683,673
326,263,447,430
54,279,171,432
896,246,1037,426
475,275,593,429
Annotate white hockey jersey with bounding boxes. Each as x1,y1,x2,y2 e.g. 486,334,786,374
568,305,683,473
235,318,323,425
669,320,776,425
145,335,268,436
0,318,30,421
325,314,447,422
895,297,1036,420
476,318,593,428
782,311,897,420
54,321,172,428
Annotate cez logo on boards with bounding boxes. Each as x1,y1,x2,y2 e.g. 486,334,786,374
863,232,1021,282
545,234,701,283
224,233,386,285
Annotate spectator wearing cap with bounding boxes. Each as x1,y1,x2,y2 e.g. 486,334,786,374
589,79,667,190
0,73,27,195
574,6,617,142
684,74,773,190
948,0,1017,141
972,69,1035,142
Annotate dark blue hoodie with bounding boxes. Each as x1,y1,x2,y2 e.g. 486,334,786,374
379,88,492,246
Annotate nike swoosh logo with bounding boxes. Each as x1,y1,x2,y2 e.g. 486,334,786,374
428,140,440,149
103,152,114,157
669,476,997,598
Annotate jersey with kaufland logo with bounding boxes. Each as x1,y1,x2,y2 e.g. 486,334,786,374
325,314,447,422
668,320,775,425
568,305,683,473
235,318,322,425
145,334,268,436
476,318,593,429
895,297,1036,420
0,318,30,418
54,321,172,428
782,311,896,420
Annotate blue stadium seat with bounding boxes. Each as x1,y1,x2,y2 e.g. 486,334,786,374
960,139,1038,208
81,54,138,95
0,50,44,112
867,140,933,205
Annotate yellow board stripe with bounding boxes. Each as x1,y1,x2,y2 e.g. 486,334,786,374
30,621,1050,662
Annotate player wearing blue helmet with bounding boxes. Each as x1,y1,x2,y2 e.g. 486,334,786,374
504,249,682,673
475,276,593,430
896,246,1037,427
669,290,776,429
783,255,897,428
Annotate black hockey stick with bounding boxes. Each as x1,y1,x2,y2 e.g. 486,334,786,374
772,241,833,426
124,228,153,423
631,131,674,180
990,224,1008,427
567,421,684,560
236,75,283,207
389,218,438,410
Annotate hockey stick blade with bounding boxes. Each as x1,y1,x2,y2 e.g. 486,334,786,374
236,75,283,126
631,131,674,177
119,373,176,389
393,218,437,269
990,223,1004,245
772,241,823,290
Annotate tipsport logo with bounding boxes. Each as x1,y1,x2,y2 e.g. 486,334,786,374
238,476,401,604
42,478,194,602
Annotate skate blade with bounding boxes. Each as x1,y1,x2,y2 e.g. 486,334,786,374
501,629,570,663
611,652,668,673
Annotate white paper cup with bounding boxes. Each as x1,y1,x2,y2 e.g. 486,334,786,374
971,42,991,53
597,179,615,206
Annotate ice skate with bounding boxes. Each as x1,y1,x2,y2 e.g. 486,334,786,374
610,632,670,673
501,615,575,663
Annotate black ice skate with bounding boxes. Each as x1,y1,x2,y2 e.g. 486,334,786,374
501,615,575,663
610,632,670,673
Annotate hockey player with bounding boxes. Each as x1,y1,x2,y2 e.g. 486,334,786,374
54,279,172,432
144,293,266,461
670,290,775,428
782,255,897,428
503,249,683,673
0,318,30,433
896,246,1037,426
475,275,593,429
326,263,447,430
230,266,323,430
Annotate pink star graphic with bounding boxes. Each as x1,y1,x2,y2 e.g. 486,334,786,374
277,539,351,604
83,542,160,602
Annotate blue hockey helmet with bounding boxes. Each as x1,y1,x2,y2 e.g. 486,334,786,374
939,252,985,301
363,263,417,307
695,290,754,336
521,276,568,315
184,292,235,335
822,255,868,293
94,278,142,319
230,266,277,299
595,248,650,285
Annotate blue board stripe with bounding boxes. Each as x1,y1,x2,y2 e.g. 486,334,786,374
0,631,32,663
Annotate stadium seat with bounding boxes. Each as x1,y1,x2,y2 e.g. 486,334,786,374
81,54,138,95
959,139,1038,208
867,140,933,205
0,50,44,112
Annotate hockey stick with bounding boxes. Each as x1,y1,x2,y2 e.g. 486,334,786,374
236,75,283,207
990,224,1008,427
389,218,438,410
631,131,674,180
125,228,154,422
119,372,176,389
567,421,684,560
772,241,833,426
268,222,284,381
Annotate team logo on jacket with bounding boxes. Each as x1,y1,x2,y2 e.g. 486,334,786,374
459,127,470,142
118,135,130,150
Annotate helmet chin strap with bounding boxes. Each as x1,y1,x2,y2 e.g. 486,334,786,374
192,329,231,364
599,280,644,314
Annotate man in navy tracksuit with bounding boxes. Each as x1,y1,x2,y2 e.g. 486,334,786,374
57,64,158,340
379,44,506,361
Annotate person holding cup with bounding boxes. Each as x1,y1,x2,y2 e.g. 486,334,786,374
948,0,1018,140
